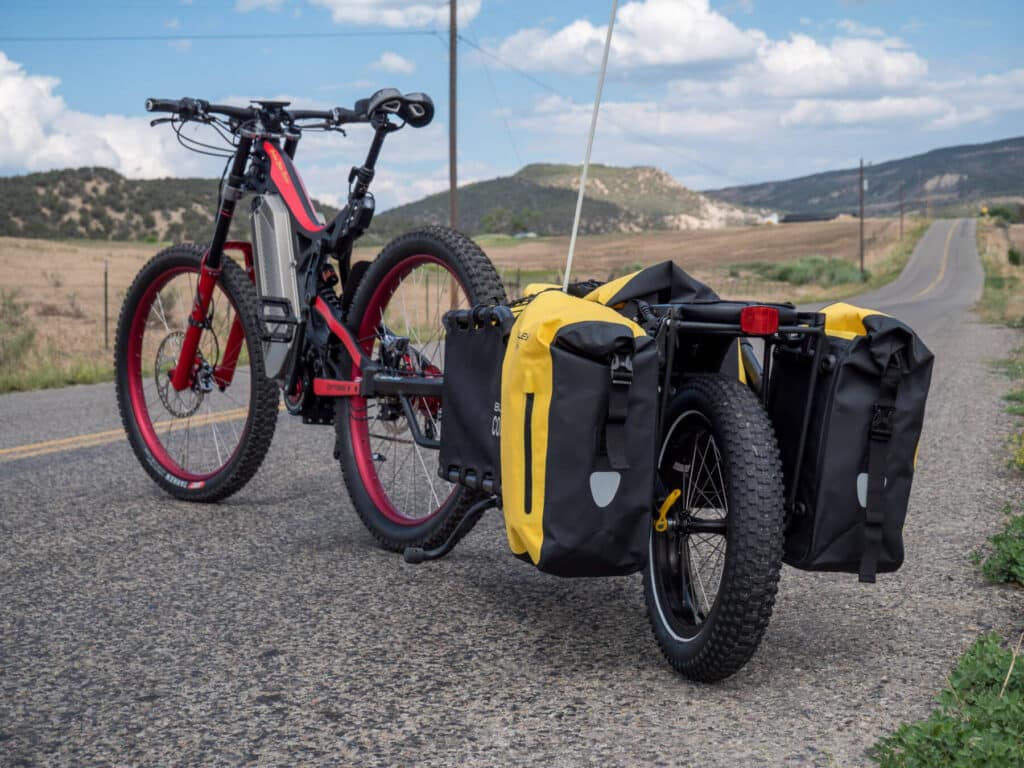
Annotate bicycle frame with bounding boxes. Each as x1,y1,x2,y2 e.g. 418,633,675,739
166,111,442,411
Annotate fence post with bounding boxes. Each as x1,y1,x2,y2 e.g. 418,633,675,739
104,259,109,350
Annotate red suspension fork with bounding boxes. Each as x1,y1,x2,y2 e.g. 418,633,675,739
170,257,221,391
170,135,254,392
212,242,254,389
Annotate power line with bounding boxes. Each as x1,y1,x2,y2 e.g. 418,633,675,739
0,30,441,43
462,20,523,168
456,34,741,184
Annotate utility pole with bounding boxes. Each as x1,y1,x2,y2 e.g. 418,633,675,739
448,0,457,230
859,157,865,278
899,183,904,240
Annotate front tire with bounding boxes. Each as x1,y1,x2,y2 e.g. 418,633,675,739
336,227,507,551
643,374,785,682
114,244,279,502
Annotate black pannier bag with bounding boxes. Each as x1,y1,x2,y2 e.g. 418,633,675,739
500,290,659,577
768,303,934,582
437,305,514,494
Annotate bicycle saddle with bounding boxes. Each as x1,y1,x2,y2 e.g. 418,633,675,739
355,89,434,128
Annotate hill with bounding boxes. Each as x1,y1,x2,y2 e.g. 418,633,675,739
0,167,339,242
374,163,760,237
706,136,1024,216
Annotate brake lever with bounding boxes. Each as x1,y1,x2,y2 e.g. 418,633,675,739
150,117,175,127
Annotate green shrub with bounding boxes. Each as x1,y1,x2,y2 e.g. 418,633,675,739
871,633,1024,768
975,505,1024,584
1009,247,1022,267
0,289,36,373
741,256,868,287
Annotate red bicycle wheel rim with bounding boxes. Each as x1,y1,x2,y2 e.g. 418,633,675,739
349,254,460,525
125,265,247,486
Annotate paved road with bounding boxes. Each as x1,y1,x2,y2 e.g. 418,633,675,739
2,220,1022,767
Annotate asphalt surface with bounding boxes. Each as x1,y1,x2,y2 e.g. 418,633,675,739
2,219,1023,766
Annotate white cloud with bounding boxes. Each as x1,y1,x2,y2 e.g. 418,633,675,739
495,0,760,73
235,0,284,11
309,0,480,28
514,94,756,142
372,51,416,75
836,19,884,38
752,34,927,96
780,96,949,127
0,52,213,178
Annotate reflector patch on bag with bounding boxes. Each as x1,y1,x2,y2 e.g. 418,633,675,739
589,471,621,508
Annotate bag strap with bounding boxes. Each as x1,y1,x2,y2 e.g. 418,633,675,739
605,344,634,470
859,355,902,583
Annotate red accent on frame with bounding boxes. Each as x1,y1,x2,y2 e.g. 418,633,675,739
263,140,325,234
170,257,221,392
224,241,254,284
312,296,363,370
313,378,361,397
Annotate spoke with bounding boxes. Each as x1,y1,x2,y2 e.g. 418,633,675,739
207,400,224,467
154,294,171,332
686,543,711,619
412,429,440,511
181,416,192,468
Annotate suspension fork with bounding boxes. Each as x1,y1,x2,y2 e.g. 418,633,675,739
212,242,253,389
170,135,254,392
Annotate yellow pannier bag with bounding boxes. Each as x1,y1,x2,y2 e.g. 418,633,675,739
500,290,658,577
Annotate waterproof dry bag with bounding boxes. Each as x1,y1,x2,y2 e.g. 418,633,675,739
768,303,934,582
500,290,658,577
438,305,514,494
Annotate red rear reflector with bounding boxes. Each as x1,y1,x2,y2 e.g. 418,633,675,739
740,306,779,335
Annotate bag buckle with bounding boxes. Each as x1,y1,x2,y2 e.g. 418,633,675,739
870,405,895,441
610,352,633,387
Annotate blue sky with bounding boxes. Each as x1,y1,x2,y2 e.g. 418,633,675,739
0,0,1021,211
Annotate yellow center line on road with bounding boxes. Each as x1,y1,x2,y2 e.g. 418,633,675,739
0,405,276,464
911,219,958,301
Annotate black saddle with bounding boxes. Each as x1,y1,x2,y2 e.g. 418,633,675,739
354,89,434,128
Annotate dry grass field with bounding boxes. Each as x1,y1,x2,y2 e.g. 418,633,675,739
0,218,921,392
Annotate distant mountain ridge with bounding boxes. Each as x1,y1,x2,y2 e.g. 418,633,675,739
705,136,1024,216
374,163,760,237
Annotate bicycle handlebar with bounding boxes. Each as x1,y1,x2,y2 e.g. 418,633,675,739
145,98,369,126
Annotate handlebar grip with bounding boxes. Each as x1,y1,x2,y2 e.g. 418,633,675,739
145,98,181,113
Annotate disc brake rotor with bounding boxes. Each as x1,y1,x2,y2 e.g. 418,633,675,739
154,330,220,418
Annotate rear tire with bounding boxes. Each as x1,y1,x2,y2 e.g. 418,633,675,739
643,374,785,682
336,227,507,551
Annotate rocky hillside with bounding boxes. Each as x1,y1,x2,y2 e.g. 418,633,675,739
706,136,1024,217
0,167,339,242
374,163,761,237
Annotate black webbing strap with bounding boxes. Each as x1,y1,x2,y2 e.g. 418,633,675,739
860,357,902,583
606,347,634,470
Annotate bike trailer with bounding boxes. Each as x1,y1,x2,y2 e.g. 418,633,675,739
768,303,934,582
500,290,659,577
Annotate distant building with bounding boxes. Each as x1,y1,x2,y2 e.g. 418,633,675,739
780,212,840,223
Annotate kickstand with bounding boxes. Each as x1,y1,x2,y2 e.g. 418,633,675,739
403,495,498,564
